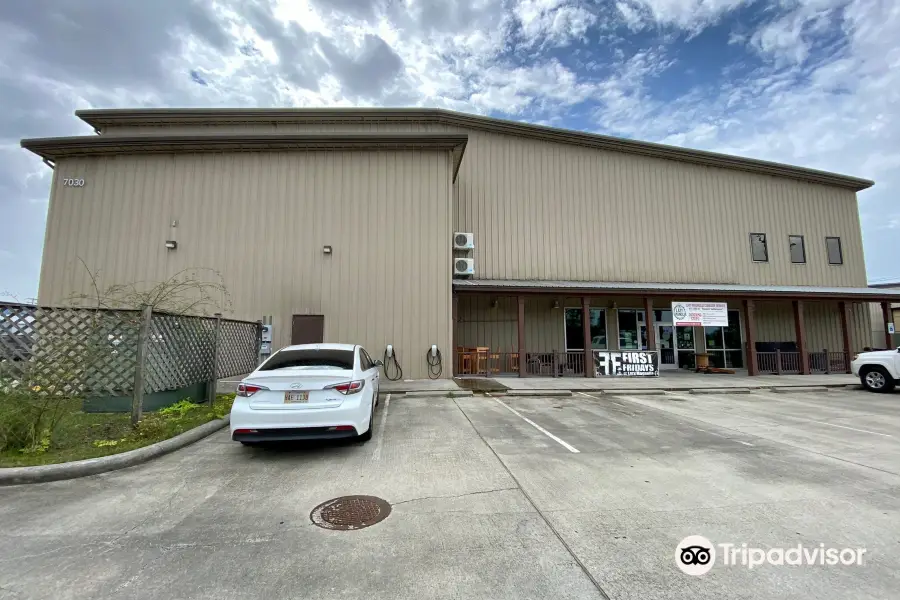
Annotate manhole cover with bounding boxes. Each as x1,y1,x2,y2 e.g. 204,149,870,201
310,495,392,530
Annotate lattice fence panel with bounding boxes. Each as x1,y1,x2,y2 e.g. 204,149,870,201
145,313,216,393
217,319,261,379
0,304,141,397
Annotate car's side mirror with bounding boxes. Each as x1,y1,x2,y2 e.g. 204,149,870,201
374,359,384,367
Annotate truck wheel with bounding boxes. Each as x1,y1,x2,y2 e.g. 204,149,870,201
860,367,895,393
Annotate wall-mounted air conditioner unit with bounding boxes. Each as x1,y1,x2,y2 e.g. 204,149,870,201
453,232,475,250
453,258,475,276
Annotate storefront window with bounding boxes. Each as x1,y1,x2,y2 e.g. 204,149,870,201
565,308,607,350
704,310,743,368
618,310,640,350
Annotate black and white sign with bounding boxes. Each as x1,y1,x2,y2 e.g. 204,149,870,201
594,351,659,377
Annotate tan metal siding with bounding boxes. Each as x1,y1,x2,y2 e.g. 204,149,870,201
39,150,452,379
452,130,866,287
754,301,869,352
99,121,867,289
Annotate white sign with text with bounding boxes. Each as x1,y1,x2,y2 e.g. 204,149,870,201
671,302,729,327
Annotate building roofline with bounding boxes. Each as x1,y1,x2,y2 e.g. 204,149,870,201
452,279,900,301
20,133,468,181
869,282,900,289
73,107,874,191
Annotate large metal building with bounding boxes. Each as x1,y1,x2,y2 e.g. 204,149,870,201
22,108,900,379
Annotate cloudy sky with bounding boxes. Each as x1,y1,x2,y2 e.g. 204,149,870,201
1,0,899,299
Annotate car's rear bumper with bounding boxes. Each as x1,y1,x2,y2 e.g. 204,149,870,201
229,394,371,441
232,426,359,442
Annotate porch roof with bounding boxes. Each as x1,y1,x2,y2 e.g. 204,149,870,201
452,279,900,301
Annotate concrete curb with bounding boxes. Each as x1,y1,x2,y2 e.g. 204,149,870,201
0,416,230,487
504,390,573,397
771,386,829,394
399,390,475,398
689,388,753,395
603,389,667,396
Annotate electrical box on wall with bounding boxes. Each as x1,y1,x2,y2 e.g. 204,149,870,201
453,258,475,276
453,232,475,250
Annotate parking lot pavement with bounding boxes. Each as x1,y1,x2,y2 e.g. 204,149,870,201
1,390,898,600
452,391,900,599
0,397,598,600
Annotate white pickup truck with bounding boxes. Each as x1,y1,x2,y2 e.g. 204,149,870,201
851,348,900,392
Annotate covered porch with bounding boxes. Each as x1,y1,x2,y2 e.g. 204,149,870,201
452,280,900,378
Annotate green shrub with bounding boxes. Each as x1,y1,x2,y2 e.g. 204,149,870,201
0,390,70,453
158,398,200,419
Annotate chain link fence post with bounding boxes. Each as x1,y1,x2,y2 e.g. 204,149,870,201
207,313,223,405
131,304,153,425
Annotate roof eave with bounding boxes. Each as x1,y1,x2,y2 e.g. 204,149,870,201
73,107,874,191
20,133,469,181
451,280,900,301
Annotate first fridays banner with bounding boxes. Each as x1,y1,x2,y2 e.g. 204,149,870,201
595,351,659,377
671,301,729,327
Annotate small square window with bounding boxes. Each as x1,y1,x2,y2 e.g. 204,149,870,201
750,233,768,262
789,235,806,264
826,237,843,265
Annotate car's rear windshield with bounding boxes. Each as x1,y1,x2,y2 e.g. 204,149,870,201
260,349,354,371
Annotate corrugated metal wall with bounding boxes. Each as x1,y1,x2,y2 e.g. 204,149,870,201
40,150,453,379
100,120,868,289
453,130,867,287
755,300,871,352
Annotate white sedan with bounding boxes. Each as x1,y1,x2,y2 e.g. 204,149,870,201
230,343,381,445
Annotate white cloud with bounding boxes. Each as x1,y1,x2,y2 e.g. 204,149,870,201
616,0,750,33
513,0,598,47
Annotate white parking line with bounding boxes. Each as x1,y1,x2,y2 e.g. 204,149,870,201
576,391,627,407
371,394,391,460
487,394,580,453
811,421,892,437
684,423,754,446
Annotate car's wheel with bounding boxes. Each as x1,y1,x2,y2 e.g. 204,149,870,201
358,398,375,442
860,367,895,393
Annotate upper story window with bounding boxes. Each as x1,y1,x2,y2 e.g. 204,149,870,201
826,237,843,265
789,235,806,264
749,233,768,262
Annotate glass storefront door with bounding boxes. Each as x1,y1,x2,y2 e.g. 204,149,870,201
658,325,676,369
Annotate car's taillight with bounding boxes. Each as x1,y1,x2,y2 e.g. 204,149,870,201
237,383,268,397
326,380,365,395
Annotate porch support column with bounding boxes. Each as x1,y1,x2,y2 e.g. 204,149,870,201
644,297,656,350
882,301,893,349
839,301,852,373
793,300,810,374
581,297,594,377
743,299,758,376
517,296,526,378
452,295,459,376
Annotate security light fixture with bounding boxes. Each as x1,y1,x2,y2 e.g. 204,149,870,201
165,240,177,250
552,300,560,309
323,245,333,254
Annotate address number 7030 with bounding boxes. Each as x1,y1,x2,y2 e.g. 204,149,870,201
62,178,86,187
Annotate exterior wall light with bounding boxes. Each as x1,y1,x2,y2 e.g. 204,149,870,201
552,300,560,309
165,240,177,250
323,245,332,254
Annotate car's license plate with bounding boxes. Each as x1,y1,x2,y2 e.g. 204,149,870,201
284,391,309,404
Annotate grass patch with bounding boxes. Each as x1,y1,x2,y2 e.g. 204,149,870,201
0,394,234,468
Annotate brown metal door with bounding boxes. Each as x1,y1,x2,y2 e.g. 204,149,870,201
291,315,325,345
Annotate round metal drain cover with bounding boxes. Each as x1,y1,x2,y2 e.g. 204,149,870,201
310,495,392,530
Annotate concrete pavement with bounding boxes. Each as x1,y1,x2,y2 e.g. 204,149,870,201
1,388,898,599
